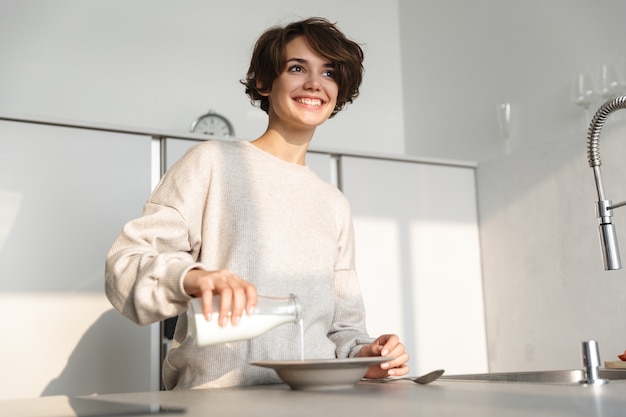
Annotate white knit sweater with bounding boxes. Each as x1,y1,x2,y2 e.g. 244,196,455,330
105,140,373,389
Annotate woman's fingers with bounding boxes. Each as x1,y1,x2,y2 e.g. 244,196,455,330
184,269,257,326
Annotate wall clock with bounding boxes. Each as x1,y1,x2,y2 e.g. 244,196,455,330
190,110,235,137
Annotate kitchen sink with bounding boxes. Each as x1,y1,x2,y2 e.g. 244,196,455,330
440,369,626,384
440,342,626,384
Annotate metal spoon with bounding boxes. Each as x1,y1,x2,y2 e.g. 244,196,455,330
411,369,445,384
365,369,445,385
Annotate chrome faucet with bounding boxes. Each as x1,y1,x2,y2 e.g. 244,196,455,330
580,340,608,385
587,96,626,270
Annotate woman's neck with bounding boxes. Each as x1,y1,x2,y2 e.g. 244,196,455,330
251,126,315,165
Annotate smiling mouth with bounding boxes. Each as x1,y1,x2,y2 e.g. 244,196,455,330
295,97,323,107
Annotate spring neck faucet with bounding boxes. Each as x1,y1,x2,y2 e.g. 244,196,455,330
587,96,626,270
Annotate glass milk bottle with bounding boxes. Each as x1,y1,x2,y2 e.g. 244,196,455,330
187,294,301,346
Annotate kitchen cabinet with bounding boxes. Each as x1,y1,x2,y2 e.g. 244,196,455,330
0,120,156,400
340,156,487,375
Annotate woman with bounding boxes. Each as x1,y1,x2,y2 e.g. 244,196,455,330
105,17,409,390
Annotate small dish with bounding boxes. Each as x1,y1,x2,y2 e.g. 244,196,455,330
250,357,393,391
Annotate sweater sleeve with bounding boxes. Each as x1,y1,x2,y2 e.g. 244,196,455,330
105,203,204,325
105,144,210,325
327,199,375,357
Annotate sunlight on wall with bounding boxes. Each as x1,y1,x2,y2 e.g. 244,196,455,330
0,191,22,251
0,293,154,400
0,293,112,399
353,216,405,338
353,215,488,374
410,219,488,373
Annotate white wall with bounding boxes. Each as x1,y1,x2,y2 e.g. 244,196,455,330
399,0,626,162
9,0,626,163
477,119,626,372
0,0,405,155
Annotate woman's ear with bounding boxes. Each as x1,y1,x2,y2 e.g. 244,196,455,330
256,80,270,97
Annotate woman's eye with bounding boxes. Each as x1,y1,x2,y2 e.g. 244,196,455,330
288,65,304,73
323,70,335,78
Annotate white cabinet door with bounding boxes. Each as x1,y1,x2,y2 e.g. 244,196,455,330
340,156,488,375
0,121,155,399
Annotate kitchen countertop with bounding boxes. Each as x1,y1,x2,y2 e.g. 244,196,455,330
2,379,626,417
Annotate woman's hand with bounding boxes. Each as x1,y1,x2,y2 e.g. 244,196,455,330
357,334,410,378
183,268,257,327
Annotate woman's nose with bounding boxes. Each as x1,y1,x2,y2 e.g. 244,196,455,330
303,74,321,90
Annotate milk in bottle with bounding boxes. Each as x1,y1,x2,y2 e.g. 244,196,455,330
187,294,301,346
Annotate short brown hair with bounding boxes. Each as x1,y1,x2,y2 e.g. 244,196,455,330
242,17,364,118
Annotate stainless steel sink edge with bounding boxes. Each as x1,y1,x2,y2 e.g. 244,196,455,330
439,369,626,384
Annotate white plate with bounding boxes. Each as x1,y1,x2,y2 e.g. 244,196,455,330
250,357,393,391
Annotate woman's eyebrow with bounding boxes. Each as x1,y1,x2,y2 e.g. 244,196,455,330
286,57,335,68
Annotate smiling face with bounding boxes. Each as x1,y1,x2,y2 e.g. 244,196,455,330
262,36,339,133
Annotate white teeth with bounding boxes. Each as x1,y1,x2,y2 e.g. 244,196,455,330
296,98,322,106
